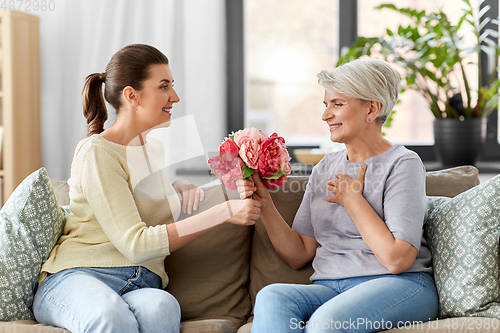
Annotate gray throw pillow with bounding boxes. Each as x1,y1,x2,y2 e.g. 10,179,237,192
0,167,65,321
425,175,500,318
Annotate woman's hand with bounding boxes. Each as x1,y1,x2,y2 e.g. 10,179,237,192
327,164,367,206
172,180,205,215
226,199,261,226
235,178,257,199
235,173,271,201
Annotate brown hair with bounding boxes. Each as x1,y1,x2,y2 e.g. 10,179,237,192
82,44,170,137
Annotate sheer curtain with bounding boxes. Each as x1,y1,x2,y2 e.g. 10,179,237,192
32,0,226,180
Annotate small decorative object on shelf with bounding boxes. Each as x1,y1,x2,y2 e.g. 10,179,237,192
208,128,292,191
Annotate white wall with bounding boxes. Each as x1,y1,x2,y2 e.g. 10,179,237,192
23,0,226,180
183,0,227,157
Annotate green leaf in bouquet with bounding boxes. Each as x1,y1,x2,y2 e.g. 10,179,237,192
242,162,254,179
265,170,287,180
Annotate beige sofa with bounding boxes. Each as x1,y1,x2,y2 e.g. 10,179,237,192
0,165,497,333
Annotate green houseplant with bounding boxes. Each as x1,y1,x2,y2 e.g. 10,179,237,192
338,0,500,166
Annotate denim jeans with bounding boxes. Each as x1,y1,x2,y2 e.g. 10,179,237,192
33,266,181,333
251,272,438,333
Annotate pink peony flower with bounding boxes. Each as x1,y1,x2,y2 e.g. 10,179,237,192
209,128,290,192
258,133,285,178
208,152,242,191
232,127,268,145
237,136,259,169
271,133,291,174
277,141,291,174
219,138,239,156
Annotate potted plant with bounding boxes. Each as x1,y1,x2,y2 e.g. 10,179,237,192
338,0,500,167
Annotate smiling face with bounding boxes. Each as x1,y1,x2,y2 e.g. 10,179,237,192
135,64,180,129
321,90,370,144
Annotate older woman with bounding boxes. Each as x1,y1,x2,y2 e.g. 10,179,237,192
238,58,438,332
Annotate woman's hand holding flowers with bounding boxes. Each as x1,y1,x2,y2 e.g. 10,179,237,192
226,198,262,226
236,173,271,202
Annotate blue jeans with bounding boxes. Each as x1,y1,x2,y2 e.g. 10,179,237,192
33,266,181,333
251,272,438,333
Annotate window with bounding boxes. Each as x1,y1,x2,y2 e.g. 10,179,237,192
227,0,500,165
358,0,479,145
244,0,339,146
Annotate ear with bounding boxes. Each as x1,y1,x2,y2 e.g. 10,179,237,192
366,101,381,122
122,86,139,108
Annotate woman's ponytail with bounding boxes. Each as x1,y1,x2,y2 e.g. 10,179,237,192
82,73,108,137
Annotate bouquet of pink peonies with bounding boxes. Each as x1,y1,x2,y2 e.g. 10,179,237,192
208,128,292,191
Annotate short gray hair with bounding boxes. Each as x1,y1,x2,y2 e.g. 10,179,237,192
317,58,400,124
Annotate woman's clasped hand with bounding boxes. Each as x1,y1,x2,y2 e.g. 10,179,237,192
326,164,367,206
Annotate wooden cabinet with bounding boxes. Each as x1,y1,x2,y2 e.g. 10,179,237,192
0,10,41,205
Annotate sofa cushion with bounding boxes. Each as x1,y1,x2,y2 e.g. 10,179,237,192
0,168,65,321
164,184,251,324
236,322,252,333
180,318,242,333
383,317,500,332
248,176,314,309
425,165,479,197
49,178,70,206
241,317,500,332
425,175,500,318
0,320,69,332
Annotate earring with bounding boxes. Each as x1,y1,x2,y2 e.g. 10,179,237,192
368,118,371,122
135,107,139,114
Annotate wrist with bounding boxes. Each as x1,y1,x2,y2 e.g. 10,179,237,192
219,201,233,222
260,196,276,214
343,193,365,212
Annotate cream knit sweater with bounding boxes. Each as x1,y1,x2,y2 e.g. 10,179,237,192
40,134,181,288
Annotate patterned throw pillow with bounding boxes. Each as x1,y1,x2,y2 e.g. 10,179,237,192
425,175,500,319
0,168,65,321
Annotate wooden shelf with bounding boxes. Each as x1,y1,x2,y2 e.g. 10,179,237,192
0,11,41,205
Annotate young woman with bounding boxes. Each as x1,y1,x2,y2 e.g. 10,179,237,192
237,58,438,333
33,44,261,333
